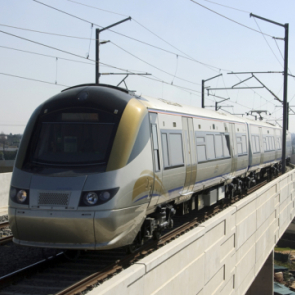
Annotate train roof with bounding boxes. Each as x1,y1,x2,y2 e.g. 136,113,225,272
138,95,280,129
57,84,280,130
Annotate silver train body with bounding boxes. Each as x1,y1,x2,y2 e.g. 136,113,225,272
8,84,292,250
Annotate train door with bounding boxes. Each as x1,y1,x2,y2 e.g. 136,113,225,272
148,112,163,208
181,117,197,194
229,123,237,173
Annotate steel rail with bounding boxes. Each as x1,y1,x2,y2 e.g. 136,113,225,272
0,235,13,245
0,221,9,230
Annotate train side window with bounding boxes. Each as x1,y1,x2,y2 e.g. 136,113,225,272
272,137,275,150
197,145,206,162
169,133,184,166
223,134,230,157
215,135,223,158
197,137,205,143
236,136,242,155
255,136,260,152
277,138,281,150
151,124,160,171
242,135,247,153
251,135,256,153
268,136,274,150
196,136,206,162
263,137,269,151
161,132,184,169
161,133,169,168
206,134,215,160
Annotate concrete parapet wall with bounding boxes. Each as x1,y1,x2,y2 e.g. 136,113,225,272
0,172,12,209
89,170,295,295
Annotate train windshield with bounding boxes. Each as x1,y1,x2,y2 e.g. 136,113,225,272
31,109,118,166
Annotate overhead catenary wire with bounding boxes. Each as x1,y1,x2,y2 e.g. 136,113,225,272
190,0,275,38
32,0,227,72
0,29,93,60
86,23,93,59
64,0,227,72
150,74,201,95
273,38,284,60
66,0,129,17
0,45,93,65
0,72,69,87
0,69,201,98
1,21,217,69
1,26,279,112
111,42,200,86
252,18,283,68
0,23,108,41
2,0,289,120
171,55,179,85
232,74,278,108
0,31,201,96
0,30,144,73
201,0,250,13
0,45,150,74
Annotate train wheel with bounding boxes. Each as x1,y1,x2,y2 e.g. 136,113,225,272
153,231,161,241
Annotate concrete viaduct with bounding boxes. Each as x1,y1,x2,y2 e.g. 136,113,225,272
1,170,294,294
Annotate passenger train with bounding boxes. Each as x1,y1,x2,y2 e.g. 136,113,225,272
8,84,292,250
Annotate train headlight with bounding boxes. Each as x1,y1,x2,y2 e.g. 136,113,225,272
16,190,27,203
83,192,98,206
10,187,29,205
99,191,111,202
79,187,119,207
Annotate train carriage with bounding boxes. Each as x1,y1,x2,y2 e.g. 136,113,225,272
8,84,289,250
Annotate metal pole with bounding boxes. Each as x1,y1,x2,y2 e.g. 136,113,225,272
282,23,289,173
201,73,222,108
287,102,289,131
250,13,289,173
95,17,131,84
215,101,217,111
95,29,99,84
202,80,205,108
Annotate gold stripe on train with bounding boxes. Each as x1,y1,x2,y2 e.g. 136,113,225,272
132,170,166,201
107,98,148,172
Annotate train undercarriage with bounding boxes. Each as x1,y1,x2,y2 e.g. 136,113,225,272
129,161,284,252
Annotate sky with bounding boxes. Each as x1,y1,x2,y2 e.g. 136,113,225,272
0,0,295,134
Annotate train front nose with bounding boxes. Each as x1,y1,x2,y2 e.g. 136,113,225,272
12,175,97,249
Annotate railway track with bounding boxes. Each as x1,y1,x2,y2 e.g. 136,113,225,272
0,175,275,295
0,221,13,245
0,221,9,230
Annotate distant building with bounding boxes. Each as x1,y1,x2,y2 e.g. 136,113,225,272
0,134,7,141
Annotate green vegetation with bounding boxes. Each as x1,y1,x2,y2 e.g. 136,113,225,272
275,247,294,252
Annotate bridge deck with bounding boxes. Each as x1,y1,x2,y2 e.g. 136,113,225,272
86,170,295,295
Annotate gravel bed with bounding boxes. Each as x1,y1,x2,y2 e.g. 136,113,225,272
0,215,8,223
0,215,12,239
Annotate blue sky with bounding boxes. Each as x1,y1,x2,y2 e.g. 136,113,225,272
0,0,295,134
